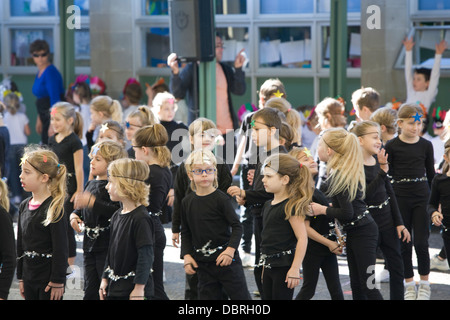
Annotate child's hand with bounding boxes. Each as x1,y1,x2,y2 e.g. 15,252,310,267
431,211,444,227
99,278,108,300
436,40,448,55
402,36,415,51
328,241,343,255
376,148,389,173
129,284,145,300
172,233,180,248
70,213,84,233
45,282,64,300
183,255,198,275
216,248,235,267
397,225,411,243
310,202,326,216
285,267,301,289
166,188,175,207
227,186,242,198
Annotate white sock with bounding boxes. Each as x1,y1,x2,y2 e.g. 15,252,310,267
404,280,415,287
419,280,430,286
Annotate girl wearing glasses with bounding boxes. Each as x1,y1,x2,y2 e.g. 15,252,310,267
181,149,251,300
132,124,172,300
30,39,64,145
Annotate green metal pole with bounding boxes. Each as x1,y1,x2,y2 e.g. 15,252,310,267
59,0,75,88
329,0,347,101
198,0,216,122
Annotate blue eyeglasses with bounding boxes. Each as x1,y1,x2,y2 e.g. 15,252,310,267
125,121,142,129
191,168,216,175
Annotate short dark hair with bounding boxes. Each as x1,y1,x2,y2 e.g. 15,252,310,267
29,39,50,54
253,107,282,132
414,67,431,82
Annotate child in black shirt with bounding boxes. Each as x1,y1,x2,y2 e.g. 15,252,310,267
289,147,344,300
352,121,411,300
17,146,68,300
69,140,127,300
100,158,154,300
48,102,84,271
173,118,232,299
259,154,313,300
311,128,384,300
385,104,435,300
181,149,251,300
228,107,287,295
133,124,173,300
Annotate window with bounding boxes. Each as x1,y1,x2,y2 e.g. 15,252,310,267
143,27,170,68
321,25,361,69
418,0,450,10
10,28,54,66
10,0,57,17
260,0,314,14
259,26,312,68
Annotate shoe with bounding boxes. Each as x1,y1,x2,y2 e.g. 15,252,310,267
404,284,417,300
253,290,260,297
242,253,253,268
416,284,431,300
430,254,449,271
376,268,390,283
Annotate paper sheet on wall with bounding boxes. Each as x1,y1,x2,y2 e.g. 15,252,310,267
420,30,441,50
260,39,281,64
349,33,361,56
280,40,304,65
30,0,49,13
304,39,312,60
222,40,237,62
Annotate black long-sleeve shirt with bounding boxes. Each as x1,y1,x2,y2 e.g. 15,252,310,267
181,189,242,262
0,206,16,300
172,159,232,233
385,136,435,197
364,163,404,231
325,185,374,232
428,173,450,227
103,205,154,298
73,179,121,253
16,197,68,284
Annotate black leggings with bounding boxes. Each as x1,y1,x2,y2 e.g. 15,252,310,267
396,195,430,278
296,252,344,300
261,266,294,300
346,221,384,300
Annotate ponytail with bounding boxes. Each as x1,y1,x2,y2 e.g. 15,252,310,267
263,154,314,219
21,146,68,226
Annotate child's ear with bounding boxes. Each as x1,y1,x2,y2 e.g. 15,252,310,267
282,174,290,186
41,173,50,183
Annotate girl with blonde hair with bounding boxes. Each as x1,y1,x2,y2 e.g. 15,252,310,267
70,140,127,300
100,158,154,300
133,124,172,300
352,121,410,300
311,128,383,300
87,95,123,150
48,102,84,271
17,146,68,300
259,153,313,299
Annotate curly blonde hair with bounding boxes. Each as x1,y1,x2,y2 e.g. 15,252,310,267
107,158,150,207
185,149,218,191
